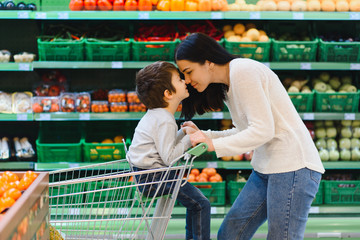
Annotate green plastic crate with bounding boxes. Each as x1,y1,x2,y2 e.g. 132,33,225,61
324,180,360,204
227,181,246,204
37,38,85,61
85,181,133,208
312,181,323,205
272,38,318,62
191,182,226,206
315,90,360,112
131,39,180,61
319,39,360,62
41,0,71,11
224,39,271,61
36,123,82,163
288,90,315,112
50,183,85,205
85,39,131,61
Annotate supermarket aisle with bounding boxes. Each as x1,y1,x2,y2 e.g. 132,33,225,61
165,217,360,239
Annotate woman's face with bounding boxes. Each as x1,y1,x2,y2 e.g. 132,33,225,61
176,60,211,93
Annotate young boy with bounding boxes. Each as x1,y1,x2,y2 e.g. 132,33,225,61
127,61,211,240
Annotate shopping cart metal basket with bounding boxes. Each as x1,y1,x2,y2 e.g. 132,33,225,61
49,143,208,240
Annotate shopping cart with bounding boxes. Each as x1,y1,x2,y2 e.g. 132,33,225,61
49,143,208,240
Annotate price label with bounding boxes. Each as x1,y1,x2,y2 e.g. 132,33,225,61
117,208,129,215
79,113,90,120
138,12,150,19
350,12,360,20
17,114,28,121
111,62,123,69
344,113,355,120
350,63,360,70
39,113,51,121
207,162,218,168
210,207,217,214
69,163,80,168
69,208,80,215
58,12,69,19
292,12,304,20
212,112,223,119
17,11,29,19
303,113,314,120
35,12,47,19
249,12,261,19
309,206,319,214
300,63,312,70
18,63,31,71
211,12,223,19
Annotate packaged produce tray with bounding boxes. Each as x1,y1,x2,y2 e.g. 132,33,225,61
324,180,360,205
0,172,49,240
319,39,360,62
37,38,85,61
13,0,40,9
131,39,180,61
85,39,131,61
36,122,83,162
288,90,315,112
190,181,226,206
41,0,70,11
227,181,246,204
224,39,271,61
315,90,360,112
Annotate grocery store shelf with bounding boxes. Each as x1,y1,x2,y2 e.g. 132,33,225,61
0,113,33,121
1,62,360,71
0,161,35,170
1,10,359,21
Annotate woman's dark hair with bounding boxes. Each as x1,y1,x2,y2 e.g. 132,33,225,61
136,61,177,109
175,33,235,120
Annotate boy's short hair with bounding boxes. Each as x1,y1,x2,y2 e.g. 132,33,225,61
136,61,178,109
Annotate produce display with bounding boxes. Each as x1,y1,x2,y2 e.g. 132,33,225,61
0,0,37,10
187,168,223,182
0,137,36,161
0,50,36,63
0,92,32,114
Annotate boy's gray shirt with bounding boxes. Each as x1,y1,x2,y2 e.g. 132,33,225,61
127,108,192,169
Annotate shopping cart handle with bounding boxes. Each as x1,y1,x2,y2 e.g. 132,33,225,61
186,143,208,157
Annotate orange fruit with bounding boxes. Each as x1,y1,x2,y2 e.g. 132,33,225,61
3,188,21,200
188,174,196,182
24,171,38,182
190,169,200,176
2,171,19,183
205,168,217,177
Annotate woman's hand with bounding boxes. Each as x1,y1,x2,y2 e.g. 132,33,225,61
189,130,215,152
182,126,197,135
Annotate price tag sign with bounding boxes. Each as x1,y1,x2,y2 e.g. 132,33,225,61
303,113,314,120
344,113,356,120
18,63,31,71
58,12,69,19
17,11,29,19
212,112,223,119
292,12,304,20
35,12,47,19
309,206,319,214
79,113,90,120
210,207,217,214
211,12,223,19
138,12,150,19
118,208,129,215
39,113,51,121
300,63,312,70
207,162,218,168
350,63,360,70
249,12,261,19
69,163,80,168
17,114,28,121
111,62,123,69
69,208,80,215
350,12,360,20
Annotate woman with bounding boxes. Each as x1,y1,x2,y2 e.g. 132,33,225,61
175,32,325,240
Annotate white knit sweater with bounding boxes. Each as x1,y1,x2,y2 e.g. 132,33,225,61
206,58,325,174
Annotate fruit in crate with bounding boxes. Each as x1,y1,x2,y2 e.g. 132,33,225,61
340,149,351,161
319,149,329,161
339,138,351,149
329,149,340,161
114,135,125,143
187,168,222,183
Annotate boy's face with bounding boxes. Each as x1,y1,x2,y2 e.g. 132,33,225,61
171,70,189,101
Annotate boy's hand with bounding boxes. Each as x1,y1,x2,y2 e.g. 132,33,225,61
189,130,215,152
181,121,199,132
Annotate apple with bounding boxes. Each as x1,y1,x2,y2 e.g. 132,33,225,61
233,154,244,161
221,156,232,161
341,120,352,127
351,149,360,161
341,127,352,138
353,127,360,138
244,151,253,161
352,120,360,127
315,128,326,139
326,127,337,138
340,149,351,161
319,149,329,161
315,139,327,150
327,139,338,149
319,72,330,82
309,129,315,140
339,138,351,149
329,149,340,161
351,138,360,149
324,120,334,127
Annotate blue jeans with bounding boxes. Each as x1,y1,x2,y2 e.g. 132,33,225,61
134,167,211,240
218,168,322,240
